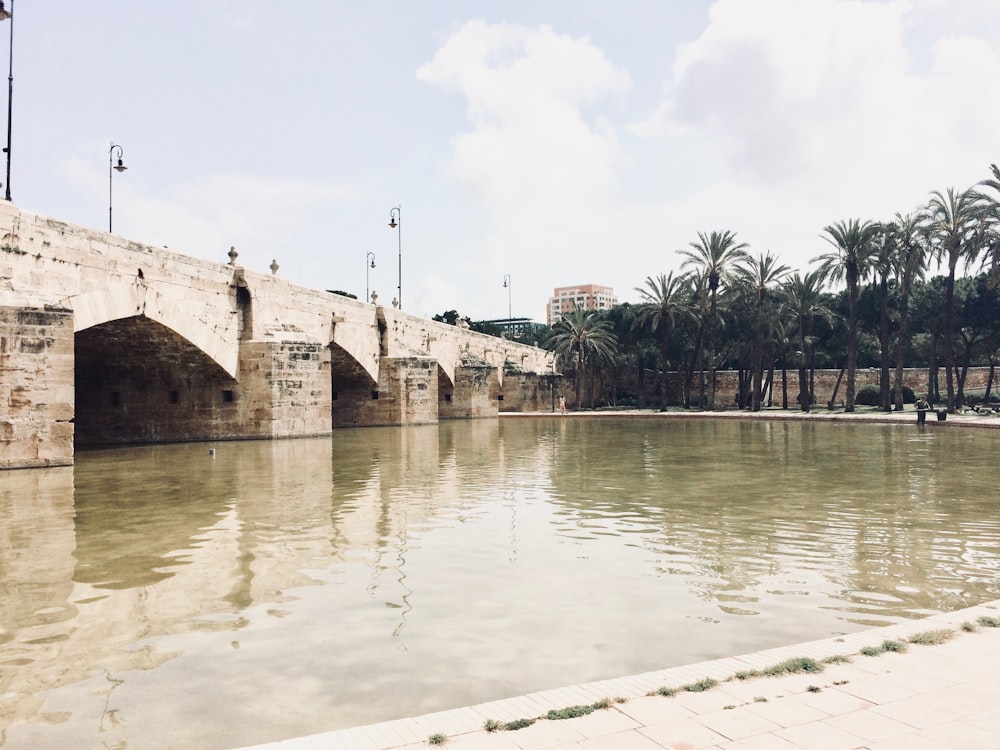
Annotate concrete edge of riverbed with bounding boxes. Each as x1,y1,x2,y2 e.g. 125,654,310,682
232,600,1000,750
501,406,1000,429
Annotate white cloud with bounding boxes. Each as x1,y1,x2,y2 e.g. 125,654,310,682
57,155,364,276
417,21,632,261
628,0,1000,273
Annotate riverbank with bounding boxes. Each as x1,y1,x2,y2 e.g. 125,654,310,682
234,599,1000,749
503,403,1000,429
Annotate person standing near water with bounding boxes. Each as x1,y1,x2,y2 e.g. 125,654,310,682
915,395,930,425
558,395,567,414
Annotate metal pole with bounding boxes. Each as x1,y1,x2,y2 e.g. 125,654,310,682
3,0,13,202
389,206,401,309
503,273,512,335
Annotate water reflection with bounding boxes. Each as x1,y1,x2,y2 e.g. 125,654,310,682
0,419,998,749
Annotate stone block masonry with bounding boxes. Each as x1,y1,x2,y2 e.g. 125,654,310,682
0,305,75,468
0,202,554,468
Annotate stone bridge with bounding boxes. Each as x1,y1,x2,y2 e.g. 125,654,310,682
0,203,558,469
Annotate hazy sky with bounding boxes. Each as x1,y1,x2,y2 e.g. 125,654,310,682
8,1,1000,321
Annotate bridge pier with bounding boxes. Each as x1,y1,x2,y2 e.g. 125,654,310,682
332,356,438,428
498,372,562,413
0,304,75,468
238,338,332,438
439,363,500,420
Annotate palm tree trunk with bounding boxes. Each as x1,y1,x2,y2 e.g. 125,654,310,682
829,365,845,409
893,282,911,411
845,279,859,412
879,275,891,412
945,262,957,412
706,294,718,410
798,331,809,412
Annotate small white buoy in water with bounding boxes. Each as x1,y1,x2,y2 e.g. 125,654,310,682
209,448,216,457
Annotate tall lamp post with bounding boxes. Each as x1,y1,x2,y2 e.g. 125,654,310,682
108,142,127,233
503,273,512,333
0,0,13,202
388,205,401,309
366,251,376,303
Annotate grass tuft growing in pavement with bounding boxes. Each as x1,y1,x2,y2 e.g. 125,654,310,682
908,629,954,646
762,657,824,676
683,678,718,693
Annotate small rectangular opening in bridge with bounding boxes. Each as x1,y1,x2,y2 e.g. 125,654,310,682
497,394,504,401
371,391,379,400
222,390,235,403
443,394,452,403
168,390,179,404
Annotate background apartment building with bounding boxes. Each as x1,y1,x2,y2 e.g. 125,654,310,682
546,284,617,325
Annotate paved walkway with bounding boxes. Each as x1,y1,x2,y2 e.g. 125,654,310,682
234,600,1000,750
502,404,1000,429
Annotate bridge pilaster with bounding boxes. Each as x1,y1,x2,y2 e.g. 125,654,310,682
0,304,75,468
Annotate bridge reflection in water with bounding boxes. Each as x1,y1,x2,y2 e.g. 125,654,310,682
1,418,999,749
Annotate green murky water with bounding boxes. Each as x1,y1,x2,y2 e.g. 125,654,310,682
1,418,998,749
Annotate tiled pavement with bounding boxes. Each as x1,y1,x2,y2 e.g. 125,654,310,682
233,599,1000,750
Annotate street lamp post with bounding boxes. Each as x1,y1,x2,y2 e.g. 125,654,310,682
388,206,401,309
503,273,512,332
108,142,127,233
366,251,376,303
0,0,14,202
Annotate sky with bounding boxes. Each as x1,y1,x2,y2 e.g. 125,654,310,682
7,0,1000,322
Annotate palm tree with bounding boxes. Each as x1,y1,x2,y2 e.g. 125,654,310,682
869,224,896,411
781,270,837,412
977,164,1000,286
634,271,687,409
735,252,790,411
679,230,749,409
887,212,928,411
814,218,880,412
547,308,618,409
926,187,991,412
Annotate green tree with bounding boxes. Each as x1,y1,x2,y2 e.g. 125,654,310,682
546,309,618,409
781,270,837,412
735,252,790,411
814,218,880,412
887,212,928,411
634,272,688,410
977,163,1000,287
926,186,991,411
679,230,750,410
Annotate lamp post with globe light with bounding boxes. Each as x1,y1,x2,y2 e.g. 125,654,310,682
388,206,401,309
108,143,127,233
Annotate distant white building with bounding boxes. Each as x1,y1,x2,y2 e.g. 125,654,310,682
546,284,617,325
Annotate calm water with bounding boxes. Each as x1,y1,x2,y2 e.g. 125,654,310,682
1,417,999,749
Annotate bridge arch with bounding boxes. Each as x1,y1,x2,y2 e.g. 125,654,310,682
70,279,238,377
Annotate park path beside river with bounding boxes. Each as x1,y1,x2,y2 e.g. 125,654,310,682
502,402,1000,430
